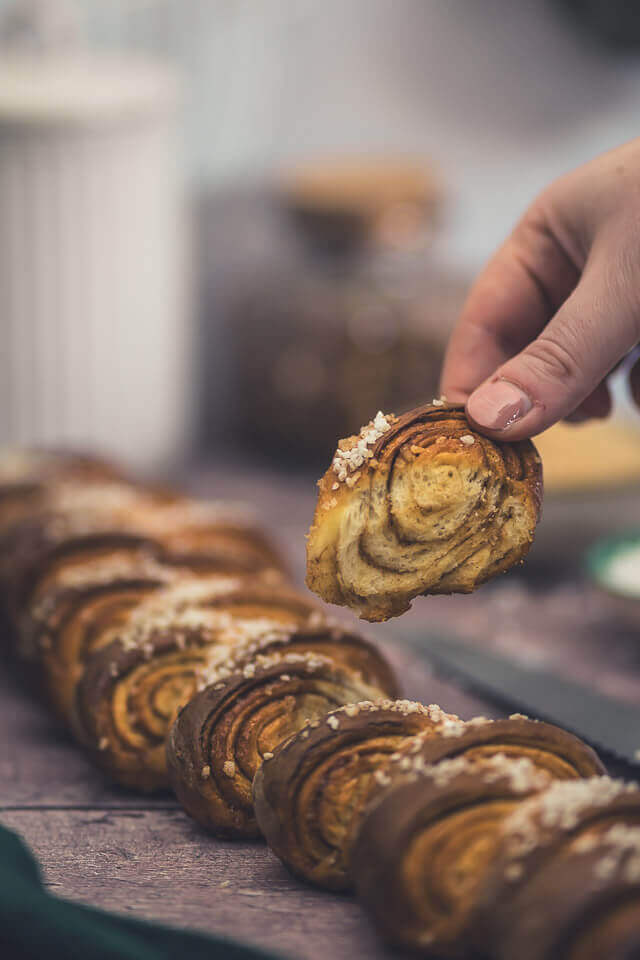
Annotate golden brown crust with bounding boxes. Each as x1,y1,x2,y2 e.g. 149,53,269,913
386,716,606,782
349,722,605,957
469,779,640,960
306,402,543,620
167,650,391,837
352,756,552,956
0,450,128,646
252,700,458,890
69,578,324,790
0,486,285,646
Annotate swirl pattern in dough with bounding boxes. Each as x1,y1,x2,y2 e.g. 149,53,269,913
306,402,542,620
352,754,552,955
167,651,391,837
472,777,640,960
72,577,323,790
253,699,458,890
386,715,606,783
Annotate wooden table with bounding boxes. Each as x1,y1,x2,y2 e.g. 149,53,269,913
2,460,639,959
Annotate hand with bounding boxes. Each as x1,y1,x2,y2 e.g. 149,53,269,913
440,138,640,440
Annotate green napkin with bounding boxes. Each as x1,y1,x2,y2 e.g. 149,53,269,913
1,821,286,960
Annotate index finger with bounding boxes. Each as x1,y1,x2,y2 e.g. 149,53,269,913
440,205,581,401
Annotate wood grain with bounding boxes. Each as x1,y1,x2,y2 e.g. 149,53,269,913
2,809,401,960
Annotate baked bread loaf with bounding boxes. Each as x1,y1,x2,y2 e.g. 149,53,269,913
1,483,284,655
306,401,542,620
472,777,640,960
253,711,603,894
61,576,322,790
166,641,396,837
0,450,128,644
252,699,458,890
0,449,126,534
0,449,401,808
34,569,300,728
352,754,552,956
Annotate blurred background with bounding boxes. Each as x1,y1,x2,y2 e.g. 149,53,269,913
1,0,640,584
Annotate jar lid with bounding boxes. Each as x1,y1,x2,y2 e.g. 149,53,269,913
0,55,179,125
279,156,442,259
281,157,440,217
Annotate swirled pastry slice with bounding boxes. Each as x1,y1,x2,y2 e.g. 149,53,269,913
0,450,126,535
199,623,399,702
252,700,457,890
306,402,542,620
35,568,295,727
472,777,640,960
1,484,284,639
167,653,388,838
71,579,323,790
352,754,552,956
388,716,606,783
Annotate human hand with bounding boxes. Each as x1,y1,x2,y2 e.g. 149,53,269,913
440,139,640,440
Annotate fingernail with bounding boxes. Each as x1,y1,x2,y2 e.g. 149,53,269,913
467,380,532,431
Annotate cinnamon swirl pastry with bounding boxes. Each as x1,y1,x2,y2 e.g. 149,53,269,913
386,716,606,783
306,402,542,620
0,450,126,645
0,449,125,533
71,578,323,790
167,650,391,837
352,754,552,956
252,699,458,890
1,483,284,646
473,777,640,960
35,568,294,728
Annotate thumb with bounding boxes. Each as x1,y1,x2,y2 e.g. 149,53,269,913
465,250,640,440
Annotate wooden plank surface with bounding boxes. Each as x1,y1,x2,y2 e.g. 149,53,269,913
1,809,399,960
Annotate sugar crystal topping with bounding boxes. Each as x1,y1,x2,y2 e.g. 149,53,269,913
112,577,243,650
332,411,393,482
201,650,336,691
49,482,144,517
197,609,324,676
588,823,640,884
196,622,300,688
32,553,169,615
333,699,456,722
413,753,550,792
502,777,639,859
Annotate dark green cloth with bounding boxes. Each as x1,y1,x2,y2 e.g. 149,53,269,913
1,821,285,960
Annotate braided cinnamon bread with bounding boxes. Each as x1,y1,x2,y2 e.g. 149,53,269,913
252,699,458,890
471,777,640,960
0,449,126,534
70,577,324,790
1,483,284,651
166,641,396,837
36,569,298,726
352,754,553,956
253,711,603,895
306,401,542,620
0,450,128,645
